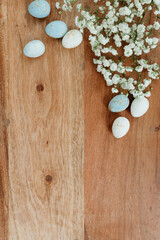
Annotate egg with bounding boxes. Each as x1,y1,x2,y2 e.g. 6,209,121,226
28,0,50,19
45,21,67,39
112,117,130,138
130,97,149,117
108,94,129,112
23,40,45,58
62,29,83,49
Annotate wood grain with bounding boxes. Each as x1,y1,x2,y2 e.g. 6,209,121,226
0,0,160,240
84,8,160,240
0,1,84,239
0,2,9,240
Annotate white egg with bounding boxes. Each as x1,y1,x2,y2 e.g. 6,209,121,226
130,97,149,117
23,40,45,58
112,117,130,139
62,29,83,49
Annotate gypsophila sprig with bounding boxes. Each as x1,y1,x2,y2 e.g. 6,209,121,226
56,0,160,98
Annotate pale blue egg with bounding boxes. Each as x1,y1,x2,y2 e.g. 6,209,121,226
108,94,129,112
28,0,50,19
23,40,45,58
45,21,68,39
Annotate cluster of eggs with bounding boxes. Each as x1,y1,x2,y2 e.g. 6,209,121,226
23,0,83,58
108,94,149,138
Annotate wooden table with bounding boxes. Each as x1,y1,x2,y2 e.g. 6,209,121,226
0,1,159,240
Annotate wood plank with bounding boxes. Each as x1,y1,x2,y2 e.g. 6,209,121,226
84,8,160,240
0,1,84,239
0,2,9,240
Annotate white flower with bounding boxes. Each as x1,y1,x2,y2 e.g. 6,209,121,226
76,3,82,12
134,46,142,56
112,74,120,84
111,26,118,33
115,41,122,47
110,63,117,71
111,87,119,93
98,34,109,45
144,91,151,97
138,84,145,91
62,4,68,11
106,1,111,6
94,49,101,56
137,24,145,33
124,46,133,57
152,37,159,45
97,65,103,72
55,2,61,9
119,23,131,34
109,47,118,55
121,82,128,90
143,79,151,87
141,0,152,4
122,35,130,41
135,66,143,72
117,64,125,73
153,63,159,71
126,67,133,72
119,6,131,16
101,48,110,53
146,37,153,45
148,70,159,79
127,82,135,90
103,59,110,67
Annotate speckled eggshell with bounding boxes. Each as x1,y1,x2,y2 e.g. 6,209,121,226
130,97,149,117
108,94,129,112
23,40,45,58
112,117,130,139
62,29,83,49
28,0,50,18
45,21,68,39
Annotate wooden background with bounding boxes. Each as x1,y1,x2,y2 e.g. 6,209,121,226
0,1,160,240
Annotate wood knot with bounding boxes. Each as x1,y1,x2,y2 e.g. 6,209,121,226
150,124,160,132
45,175,52,183
36,84,44,92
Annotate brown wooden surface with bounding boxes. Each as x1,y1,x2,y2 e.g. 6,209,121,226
0,1,84,239
0,1,160,240
84,9,160,240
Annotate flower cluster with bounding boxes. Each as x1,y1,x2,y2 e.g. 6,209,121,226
56,0,160,98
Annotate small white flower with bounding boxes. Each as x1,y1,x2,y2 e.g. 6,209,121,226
55,2,61,9
152,37,159,45
146,37,153,45
111,87,119,93
144,91,151,97
135,66,143,72
112,74,120,84
110,63,117,71
124,46,133,57
134,46,142,56
76,3,82,12
143,79,151,87
101,48,110,53
119,7,131,16
137,24,145,33
126,67,133,72
103,59,110,67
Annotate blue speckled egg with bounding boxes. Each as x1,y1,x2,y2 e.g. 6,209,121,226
28,0,50,19
23,40,45,58
108,94,129,112
45,21,68,39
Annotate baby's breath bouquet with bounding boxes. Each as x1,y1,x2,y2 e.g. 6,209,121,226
56,0,160,99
